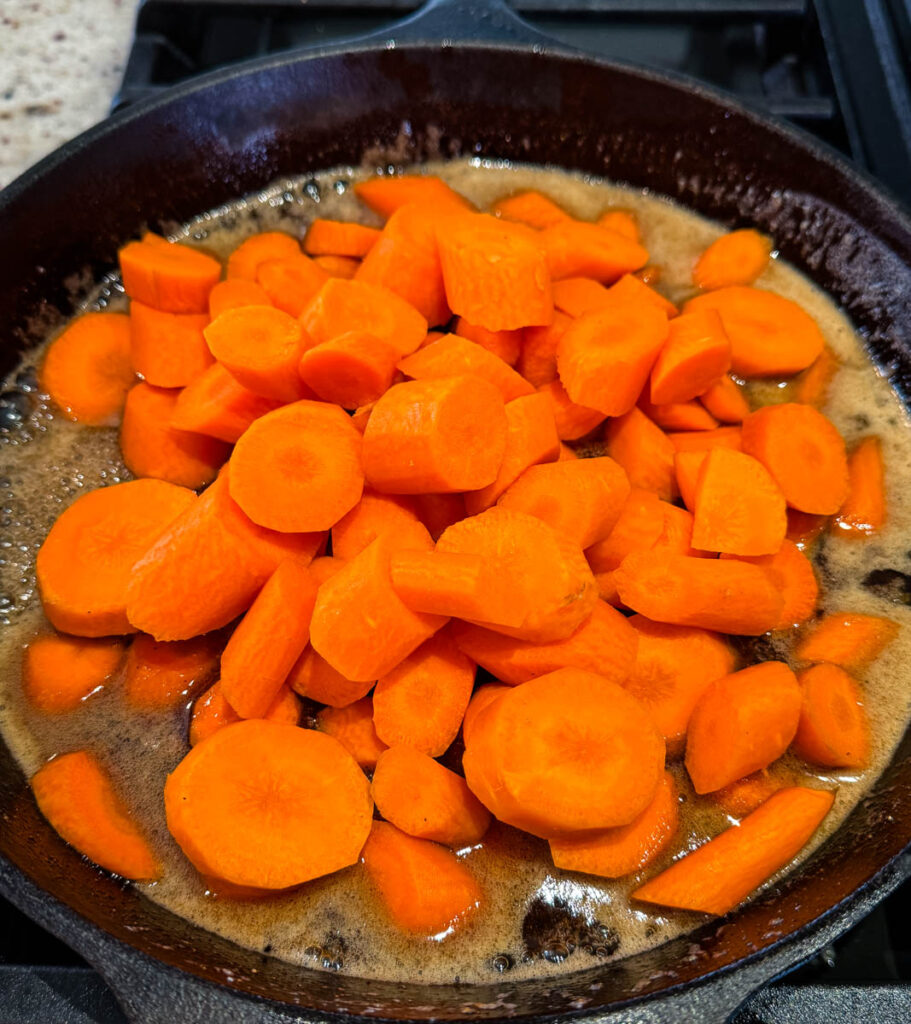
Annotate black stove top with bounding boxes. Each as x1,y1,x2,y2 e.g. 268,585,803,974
4,1,911,1021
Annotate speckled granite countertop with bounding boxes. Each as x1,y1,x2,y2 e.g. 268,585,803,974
0,0,139,189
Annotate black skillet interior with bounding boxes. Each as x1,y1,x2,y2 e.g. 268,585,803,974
2,7,911,1021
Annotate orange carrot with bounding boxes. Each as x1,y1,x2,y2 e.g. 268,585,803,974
129,302,213,388
451,599,638,687
189,681,300,746
604,406,678,501
699,374,750,423
685,287,824,378
120,234,221,314
372,746,491,847
226,231,300,280
496,455,630,548
40,313,134,425
742,403,849,514
373,628,475,756
558,442,578,461
652,503,711,560
437,212,553,331
492,190,570,230
361,821,481,935
793,345,840,406
307,554,345,586
363,376,507,494
38,478,195,637
623,615,736,758
672,452,701,512
614,551,783,635
398,332,533,402
536,379,605,440
171,362,281,444
720,540,818,629
453,317,523,366
638,394,718,433
287,646,374,708
550,772,678,878
668,425,742,452
121,383,229,489
832,436,885,538
649,309,730,405
462,684,510,746
633,787,835,915
692,229,772,290
299,330,399,408
519,312,572,387
220,561,317,718
255,254,330,317
208,278,272,318
540,220,649,282
124,632,222,710
793,664,870,769
711,769,783,818
165,720,373,889
412,492,466,542
685,662,801,793
585,488,666,572
314,254,360,279
787,509,829,548
229,400,364,531
32,751,160,880
316,697,387,768
350,402,374,434
597,209,640,242
557,305,669,415
303,219,381,258
354,174,471,218
463,668,665,837
796,612,898,672
332,489,428,560
23,634,125,712
553,275,676,320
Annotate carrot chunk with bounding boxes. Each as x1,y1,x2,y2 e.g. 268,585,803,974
373,628,475,756
40,313,134,425
463,668,665,838
437,213,553,331
638,395,718,433
372,746,491,848
833,436,885,538
633,787,835,915
229,400,364,532
685,287,824,378
121,383,229,489
32,751,160,880
361,821,482,936
540,221,649,282
692,229,772,290
742,403,849,514
37,478,195,637
354,174,471,218
129,302,212,388
685,662,801,793
536,379,605,440
124,632,221,710
699,374,750,423
287,646,374,708
363,376,507,494
597,209,640,242
585,488,666,572
119,235,221,314
304,219,381,258
788,509,829,548
793,345,840,406
314,255,360,279
550,772,678,878
720,540,818,629
316,698,387,769
208,278,272,318
299,331,399,408
674,451,704,511
650,309,730,405
453,317,523,366
668,425,742,452
332,490,428,560
24,634,125,712
793,664,870,769
796,612,898,672
614,551,783,636
711,769,783,818
171,362,281,444
462,684,510,745
519,312,572,386
604,406,678,501
255,254,330,317
226,231,300,280
189,682,300,746
398,333,533,403
165,720,373,889
412,492,466,541
492,190,571,230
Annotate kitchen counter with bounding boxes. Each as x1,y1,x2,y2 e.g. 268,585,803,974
0,0,139,189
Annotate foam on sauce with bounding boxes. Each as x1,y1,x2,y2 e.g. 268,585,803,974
1,159,910,985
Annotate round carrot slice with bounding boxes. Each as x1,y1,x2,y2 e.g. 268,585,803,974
165,719,373,889
792,664,870,769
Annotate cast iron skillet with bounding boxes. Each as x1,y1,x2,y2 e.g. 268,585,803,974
2,1,911,1021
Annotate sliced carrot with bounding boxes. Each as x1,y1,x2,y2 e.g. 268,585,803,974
649,309,730,405
299,330,399,408
787,509,829,548
120,234,221,314
165,720,373,889
437,212,553,331
692,229,772,290
255,254,330,317
462,684,511,746
332,489,428,560
129,302,212,388
597,209,640,242
287,647,374,708
451,599,638,687
496,455,630,548
832,436,885,538
350,402,374,434
171,362,281,444
557,305,669,415
229,400,364,531
550,772,678,879
606,273,677,316
793,664,870,769
438,507,597,643
124,632,222,710
354,174,470,218
314,254,360,279
685,662,801,793
639,395,718,433
463,668,665,837
614,551,783,635
685,287,824,378
303,219,381,258
226,231,300,281
363,376,507,494
492,190,571,230
310,535,447,682
691,447,786,556
189,681,300,746
633,787,835,915
652,503,710,560
121,383,229,489
793,345,840,406
711,769,783,818
208,278,272,318
623,615,736,758
553,275,675,319
604,406,677,501
464,391,560,515
519,312,572,387
536,379,605,440
316,697,387,769
38,478,195,637
540,220,649,282
699,374,750,423
412,492,466,542
361,821,481,936
372,746,491,848
398,332,533,402
585,488,666,573
796,612,898,672
32,751,160,880
720,540,818,629
453,317,523,367
23,634,125,712
40,313,134,425
668,425,742,452
308,555,346,586
373,628,475,756
220,561,317,719
742,402,849,514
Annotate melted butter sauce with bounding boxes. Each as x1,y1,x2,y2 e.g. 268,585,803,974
1,159,910,985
